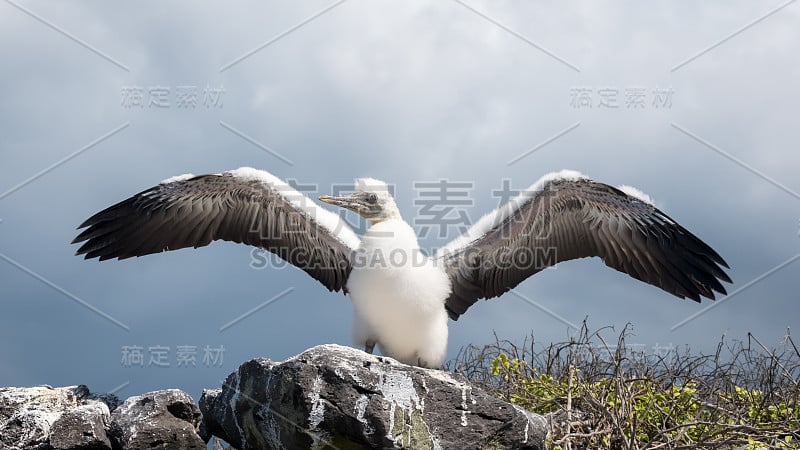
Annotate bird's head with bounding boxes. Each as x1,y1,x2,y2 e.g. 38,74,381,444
319,178,401,224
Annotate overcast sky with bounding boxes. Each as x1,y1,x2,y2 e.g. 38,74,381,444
1,1,798,403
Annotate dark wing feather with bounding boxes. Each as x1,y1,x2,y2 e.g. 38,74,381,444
73,171,357,292
440,177,731,320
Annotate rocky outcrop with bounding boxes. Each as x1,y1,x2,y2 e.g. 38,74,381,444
2,345,547,450
199,344,546,450
0,385,203,450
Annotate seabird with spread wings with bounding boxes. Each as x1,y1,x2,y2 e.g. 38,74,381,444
74,168,731,367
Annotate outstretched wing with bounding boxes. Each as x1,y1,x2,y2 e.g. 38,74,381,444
437,170,731,320
73,167,359,293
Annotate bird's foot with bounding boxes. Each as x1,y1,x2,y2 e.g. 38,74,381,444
364,340,376,354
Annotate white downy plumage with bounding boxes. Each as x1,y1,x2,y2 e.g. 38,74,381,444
345,177,451,366
347,217,452,367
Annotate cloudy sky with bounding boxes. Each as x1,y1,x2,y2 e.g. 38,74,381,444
1,1,798,403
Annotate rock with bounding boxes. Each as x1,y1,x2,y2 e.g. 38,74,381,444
0,385,204,450
109,389,205,450
1,346,550,449
49,402,112,450
0,385,109,450
200,344,547,450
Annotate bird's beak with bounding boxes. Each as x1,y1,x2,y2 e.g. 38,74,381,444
318,194,363,212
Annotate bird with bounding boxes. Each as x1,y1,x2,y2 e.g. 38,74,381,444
73,167,731,368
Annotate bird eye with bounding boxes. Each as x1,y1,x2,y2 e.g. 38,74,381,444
367,193,378,204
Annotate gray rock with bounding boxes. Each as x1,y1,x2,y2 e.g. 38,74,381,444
0,385,107,450
49,402,112,450
200,344,546,450
109,389,205,450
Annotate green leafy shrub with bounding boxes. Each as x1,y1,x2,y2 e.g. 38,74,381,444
450,322,800,449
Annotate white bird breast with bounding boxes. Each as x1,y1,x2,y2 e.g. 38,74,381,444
346,219,452,367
